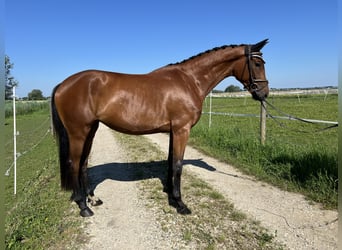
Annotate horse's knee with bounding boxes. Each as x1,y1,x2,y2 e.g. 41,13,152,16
172,160,183,192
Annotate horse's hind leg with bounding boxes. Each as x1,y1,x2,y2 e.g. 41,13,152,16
87,189,103,206
81,158,103,207
69,133,94,217
80,122,103,207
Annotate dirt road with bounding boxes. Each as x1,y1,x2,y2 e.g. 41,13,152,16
83,124,337,249
82,124,175,249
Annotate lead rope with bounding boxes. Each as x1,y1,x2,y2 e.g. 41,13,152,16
262,100,338,133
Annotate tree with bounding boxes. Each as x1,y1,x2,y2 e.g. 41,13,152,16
28,89,45,100
5,55,19,99
225,85,241,93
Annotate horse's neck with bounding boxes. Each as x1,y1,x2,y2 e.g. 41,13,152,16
180,47,244,98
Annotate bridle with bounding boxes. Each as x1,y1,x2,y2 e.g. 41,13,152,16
244,45,269,91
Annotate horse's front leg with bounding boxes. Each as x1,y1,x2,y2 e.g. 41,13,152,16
165,131,174,193
170,127,191,215
171,159,191,214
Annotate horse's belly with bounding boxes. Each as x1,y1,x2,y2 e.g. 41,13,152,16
100,111,171,135
96,92,197,134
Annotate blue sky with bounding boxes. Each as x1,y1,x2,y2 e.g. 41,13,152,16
6,0,337,97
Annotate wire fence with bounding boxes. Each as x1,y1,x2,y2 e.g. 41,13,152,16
202,111,338,125
4,93,51,196
203,91,338,144
4,117,51,177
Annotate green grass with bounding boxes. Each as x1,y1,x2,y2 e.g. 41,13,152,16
5,100,49,118
4,108,85,249
190,94,338,208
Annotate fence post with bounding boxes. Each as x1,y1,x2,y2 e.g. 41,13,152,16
260,101,266,145
49,98,54,135
13,86,17,195
209,91,212,128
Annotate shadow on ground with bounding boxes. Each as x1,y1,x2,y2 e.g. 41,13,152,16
87,159,216,193
87,159,216,214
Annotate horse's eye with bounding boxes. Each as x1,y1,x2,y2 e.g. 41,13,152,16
255,62,261,67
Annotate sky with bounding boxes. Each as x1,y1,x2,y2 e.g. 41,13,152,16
5,0,338,98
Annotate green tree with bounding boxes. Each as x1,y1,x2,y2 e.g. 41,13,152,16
28,89,45,100
5,55,19,99
225,85,241,92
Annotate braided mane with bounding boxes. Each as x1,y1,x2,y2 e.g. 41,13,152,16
169,44,245,65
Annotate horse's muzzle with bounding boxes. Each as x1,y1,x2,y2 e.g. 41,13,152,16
251,89,268,101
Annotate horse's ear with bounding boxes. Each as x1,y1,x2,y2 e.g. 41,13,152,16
251,39,269,52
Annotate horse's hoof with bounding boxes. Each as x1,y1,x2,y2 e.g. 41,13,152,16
88,196,104,206
91,199,103,206
177,205,192,215
80,207,94,217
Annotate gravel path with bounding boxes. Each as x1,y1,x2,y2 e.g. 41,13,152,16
83,124,174,249
83,124,337,249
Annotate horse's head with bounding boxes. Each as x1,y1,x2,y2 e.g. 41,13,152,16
234,39,269,101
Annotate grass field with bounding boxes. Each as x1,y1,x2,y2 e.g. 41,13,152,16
190,93,338,208
4,105,84,249
5,100,50,118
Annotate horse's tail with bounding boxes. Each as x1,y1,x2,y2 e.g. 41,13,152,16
51,85,73,190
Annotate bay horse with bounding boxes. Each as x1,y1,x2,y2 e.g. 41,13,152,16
51,39,269,217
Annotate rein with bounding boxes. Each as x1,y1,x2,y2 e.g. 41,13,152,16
262,100,338,133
